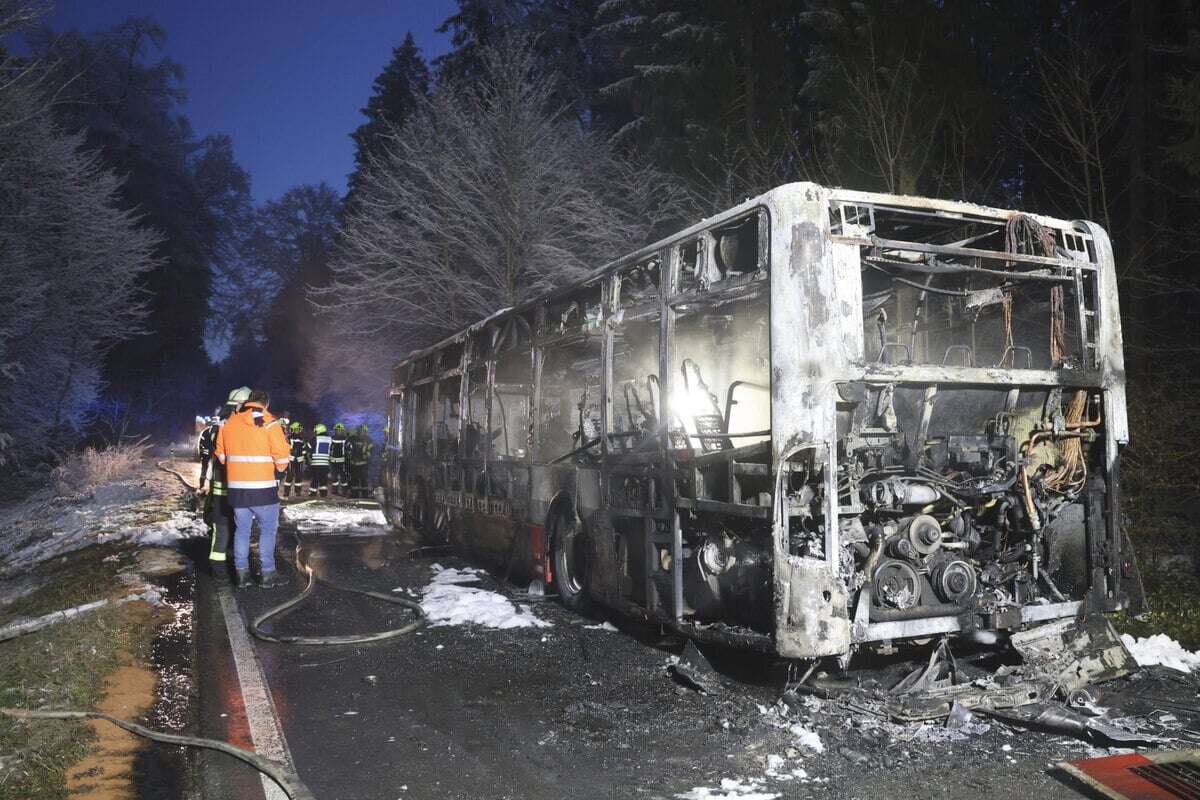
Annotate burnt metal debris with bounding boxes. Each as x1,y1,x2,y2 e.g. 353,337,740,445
382,184,1146,682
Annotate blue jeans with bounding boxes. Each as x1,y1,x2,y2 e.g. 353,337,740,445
232,503,280,573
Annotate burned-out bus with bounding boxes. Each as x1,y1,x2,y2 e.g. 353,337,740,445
382,182,1143,662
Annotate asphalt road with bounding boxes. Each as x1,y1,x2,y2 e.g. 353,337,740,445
190,503,1200,800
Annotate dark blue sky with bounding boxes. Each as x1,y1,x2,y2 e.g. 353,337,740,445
41,1,455,203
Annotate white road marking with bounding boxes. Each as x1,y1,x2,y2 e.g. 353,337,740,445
217,583,295,800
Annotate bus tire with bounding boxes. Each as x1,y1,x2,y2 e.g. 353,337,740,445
551,511,592,614
382,494,404,530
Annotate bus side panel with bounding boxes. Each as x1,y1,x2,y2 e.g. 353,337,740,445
767,184,852,659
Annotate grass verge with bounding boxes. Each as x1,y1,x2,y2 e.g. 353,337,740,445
1111,571,1200,652
52,438,152,498
0,547,156,800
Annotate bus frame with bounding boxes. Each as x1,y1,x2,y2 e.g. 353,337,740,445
383,182,1142,662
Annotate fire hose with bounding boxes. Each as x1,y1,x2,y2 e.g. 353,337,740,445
155,456,425,642
157,460,197,492
0,707,317,800
248,545,426,645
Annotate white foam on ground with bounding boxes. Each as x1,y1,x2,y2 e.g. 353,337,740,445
415,564,551,629
1120,633,1200,674
427,564,488,584
584,622,618,631
283,502,387,535
675,779,780,800
764,754,810,783
787,723,825,753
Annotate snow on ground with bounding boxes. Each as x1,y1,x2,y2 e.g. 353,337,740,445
283,501,388,535
675,778,780,800
413,563,551,629
116,510,207,547
1120,633,1200,673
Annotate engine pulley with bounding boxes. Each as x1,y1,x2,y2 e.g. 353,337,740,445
872,559,922,609
904,514,943,555
931,559,977,605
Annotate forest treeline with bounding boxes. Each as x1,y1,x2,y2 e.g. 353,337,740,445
1,0,1199,565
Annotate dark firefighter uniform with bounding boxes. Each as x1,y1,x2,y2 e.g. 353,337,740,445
330,423,349,496
348,424,374,498
308,424,333,497
197,386,249,571
283,421,309,498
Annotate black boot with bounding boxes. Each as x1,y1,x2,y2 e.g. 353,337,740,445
258,570,284,589
235,568,253,588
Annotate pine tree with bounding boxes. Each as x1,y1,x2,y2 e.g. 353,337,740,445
433,0,527,83
347,32,431,203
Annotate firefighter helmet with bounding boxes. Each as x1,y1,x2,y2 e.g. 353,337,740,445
314,423,328,435
290,421,302,432
226,386,251,406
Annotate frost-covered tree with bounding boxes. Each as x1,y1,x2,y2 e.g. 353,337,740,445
313,35,689,409
26,17,252,429
0,19,158,463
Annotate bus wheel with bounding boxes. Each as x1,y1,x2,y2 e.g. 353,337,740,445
383,496,404,530
552,512,592,614
428,505,449,544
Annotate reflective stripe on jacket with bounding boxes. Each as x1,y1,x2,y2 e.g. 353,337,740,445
200,422,229,495
289,435,308,461
309,435,332,465
215,402,290,507
348,437,372,465
329,436,347,463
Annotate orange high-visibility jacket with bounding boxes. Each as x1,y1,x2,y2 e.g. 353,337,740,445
215,402,291,507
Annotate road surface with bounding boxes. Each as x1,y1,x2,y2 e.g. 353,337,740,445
189,500,1200,800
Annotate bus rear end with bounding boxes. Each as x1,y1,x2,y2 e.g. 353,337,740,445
764,184,1143,662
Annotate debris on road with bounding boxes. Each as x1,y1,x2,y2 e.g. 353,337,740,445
668,641,724,695
1059,748,1200,799
980,703,1167,746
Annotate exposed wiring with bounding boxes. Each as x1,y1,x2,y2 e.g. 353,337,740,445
1001,292,1016,367
1050,285,1069,364
0,707,317,800
1040,390,1095,494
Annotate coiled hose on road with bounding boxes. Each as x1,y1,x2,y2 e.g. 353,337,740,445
248,550,427,645
158,457,428,643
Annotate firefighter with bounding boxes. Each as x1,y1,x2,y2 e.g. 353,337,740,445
348,424,373,498
282,421,308,498
330,422,349,496
308,423,332,497
215,388,290,588
196,386,249,576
